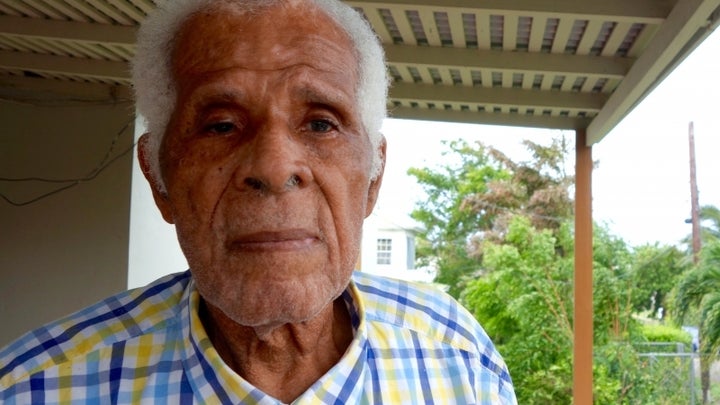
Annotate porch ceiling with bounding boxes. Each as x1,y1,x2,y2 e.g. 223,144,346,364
0,0,718,144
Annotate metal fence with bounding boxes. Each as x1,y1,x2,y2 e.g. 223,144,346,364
634,342,698,405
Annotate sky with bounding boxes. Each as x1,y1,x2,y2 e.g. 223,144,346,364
376,28,720,248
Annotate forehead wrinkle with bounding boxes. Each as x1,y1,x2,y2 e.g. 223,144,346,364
172,6,359,79
183,65,355,106
195,89,246,104
177,57,346,81
178,62,352,84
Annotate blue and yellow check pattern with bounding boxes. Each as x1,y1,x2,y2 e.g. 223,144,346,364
1,271,516,404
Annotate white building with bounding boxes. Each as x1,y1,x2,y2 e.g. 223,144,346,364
359,211,435,283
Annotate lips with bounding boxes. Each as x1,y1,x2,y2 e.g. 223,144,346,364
226,229,320,252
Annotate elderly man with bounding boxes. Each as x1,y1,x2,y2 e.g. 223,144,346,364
0,0,515,403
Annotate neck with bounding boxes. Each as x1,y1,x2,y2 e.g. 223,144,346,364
200,298,353,403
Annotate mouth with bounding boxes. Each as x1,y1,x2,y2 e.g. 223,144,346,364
226,229,320,252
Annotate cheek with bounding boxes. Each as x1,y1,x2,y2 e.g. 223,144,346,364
162,149,236,230
163,131,235,183
322,173,371,259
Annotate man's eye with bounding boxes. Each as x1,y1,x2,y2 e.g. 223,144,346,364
309,119,335,133
206,122,235,134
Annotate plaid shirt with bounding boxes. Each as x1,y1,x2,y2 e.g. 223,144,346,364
1,271,516,404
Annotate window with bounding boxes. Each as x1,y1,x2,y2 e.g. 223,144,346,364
377,238,392,265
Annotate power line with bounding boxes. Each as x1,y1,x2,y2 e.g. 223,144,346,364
0,119,135,206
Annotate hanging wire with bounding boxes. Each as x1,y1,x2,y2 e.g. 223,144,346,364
0,118,136,206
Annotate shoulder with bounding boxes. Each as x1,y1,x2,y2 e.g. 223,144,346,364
0,271,190,386
352,271,489,350
351,272,513,388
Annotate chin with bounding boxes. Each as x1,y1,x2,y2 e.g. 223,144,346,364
204,269,351,328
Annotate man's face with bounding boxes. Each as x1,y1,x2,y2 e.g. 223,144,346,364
146,2,384,328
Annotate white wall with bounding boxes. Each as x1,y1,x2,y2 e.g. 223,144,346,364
127,117,187,289
0,93,134,347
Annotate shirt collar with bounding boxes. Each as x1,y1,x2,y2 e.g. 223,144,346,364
178,275,369,404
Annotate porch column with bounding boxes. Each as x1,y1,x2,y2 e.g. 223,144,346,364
574,129,593,404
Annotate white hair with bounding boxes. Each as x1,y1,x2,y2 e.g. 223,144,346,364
132,0,388,190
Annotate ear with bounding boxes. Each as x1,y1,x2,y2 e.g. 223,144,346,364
364,136,386,218
137,133,175,224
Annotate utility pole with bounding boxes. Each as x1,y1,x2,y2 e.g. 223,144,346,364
689,121,701,264
689,121,708,404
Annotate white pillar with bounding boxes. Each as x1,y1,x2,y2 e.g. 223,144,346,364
127,115,187,289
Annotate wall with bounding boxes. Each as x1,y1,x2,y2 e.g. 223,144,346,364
0,90,135,347
127,116,187,289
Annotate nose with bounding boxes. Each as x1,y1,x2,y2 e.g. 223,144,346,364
234,123,313,194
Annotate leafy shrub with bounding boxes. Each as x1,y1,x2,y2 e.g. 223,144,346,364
640,323,691,346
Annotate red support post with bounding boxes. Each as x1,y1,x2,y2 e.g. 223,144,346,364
574,129,593,405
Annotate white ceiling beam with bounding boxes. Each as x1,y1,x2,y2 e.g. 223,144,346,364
390,105,591,130
358,6,393,43
107,0,146,23
0,15,136,45
391,7,416,45
127,0,155,15
586,0,720,144
0,50,129,81
385,44,632,78
627,24,660,57
346,0,670,23
601,22,633,56
528,15,545,52
36,0,89,22
551,18,574,54
576,20,603,55
22,0,65,20
389,82,606,111
1,1,42,18
63,0,114,24
418,9,441,46
82,0,135,25
447,9,465,47
504,15,518,50
476,12,491,50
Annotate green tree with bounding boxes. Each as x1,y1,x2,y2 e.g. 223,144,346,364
463,215,694,404
673,241,720,404
410,137,693,403
462,216,574,402
408,137,573,297
462,137,573,240
591,225,635,343
677,204,720,403
698,205,720,242
629,244,688,314
682,205,720,255
462,216,654,403
408,139,507,297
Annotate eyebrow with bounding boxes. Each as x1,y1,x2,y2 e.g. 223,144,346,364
193,90,246,106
